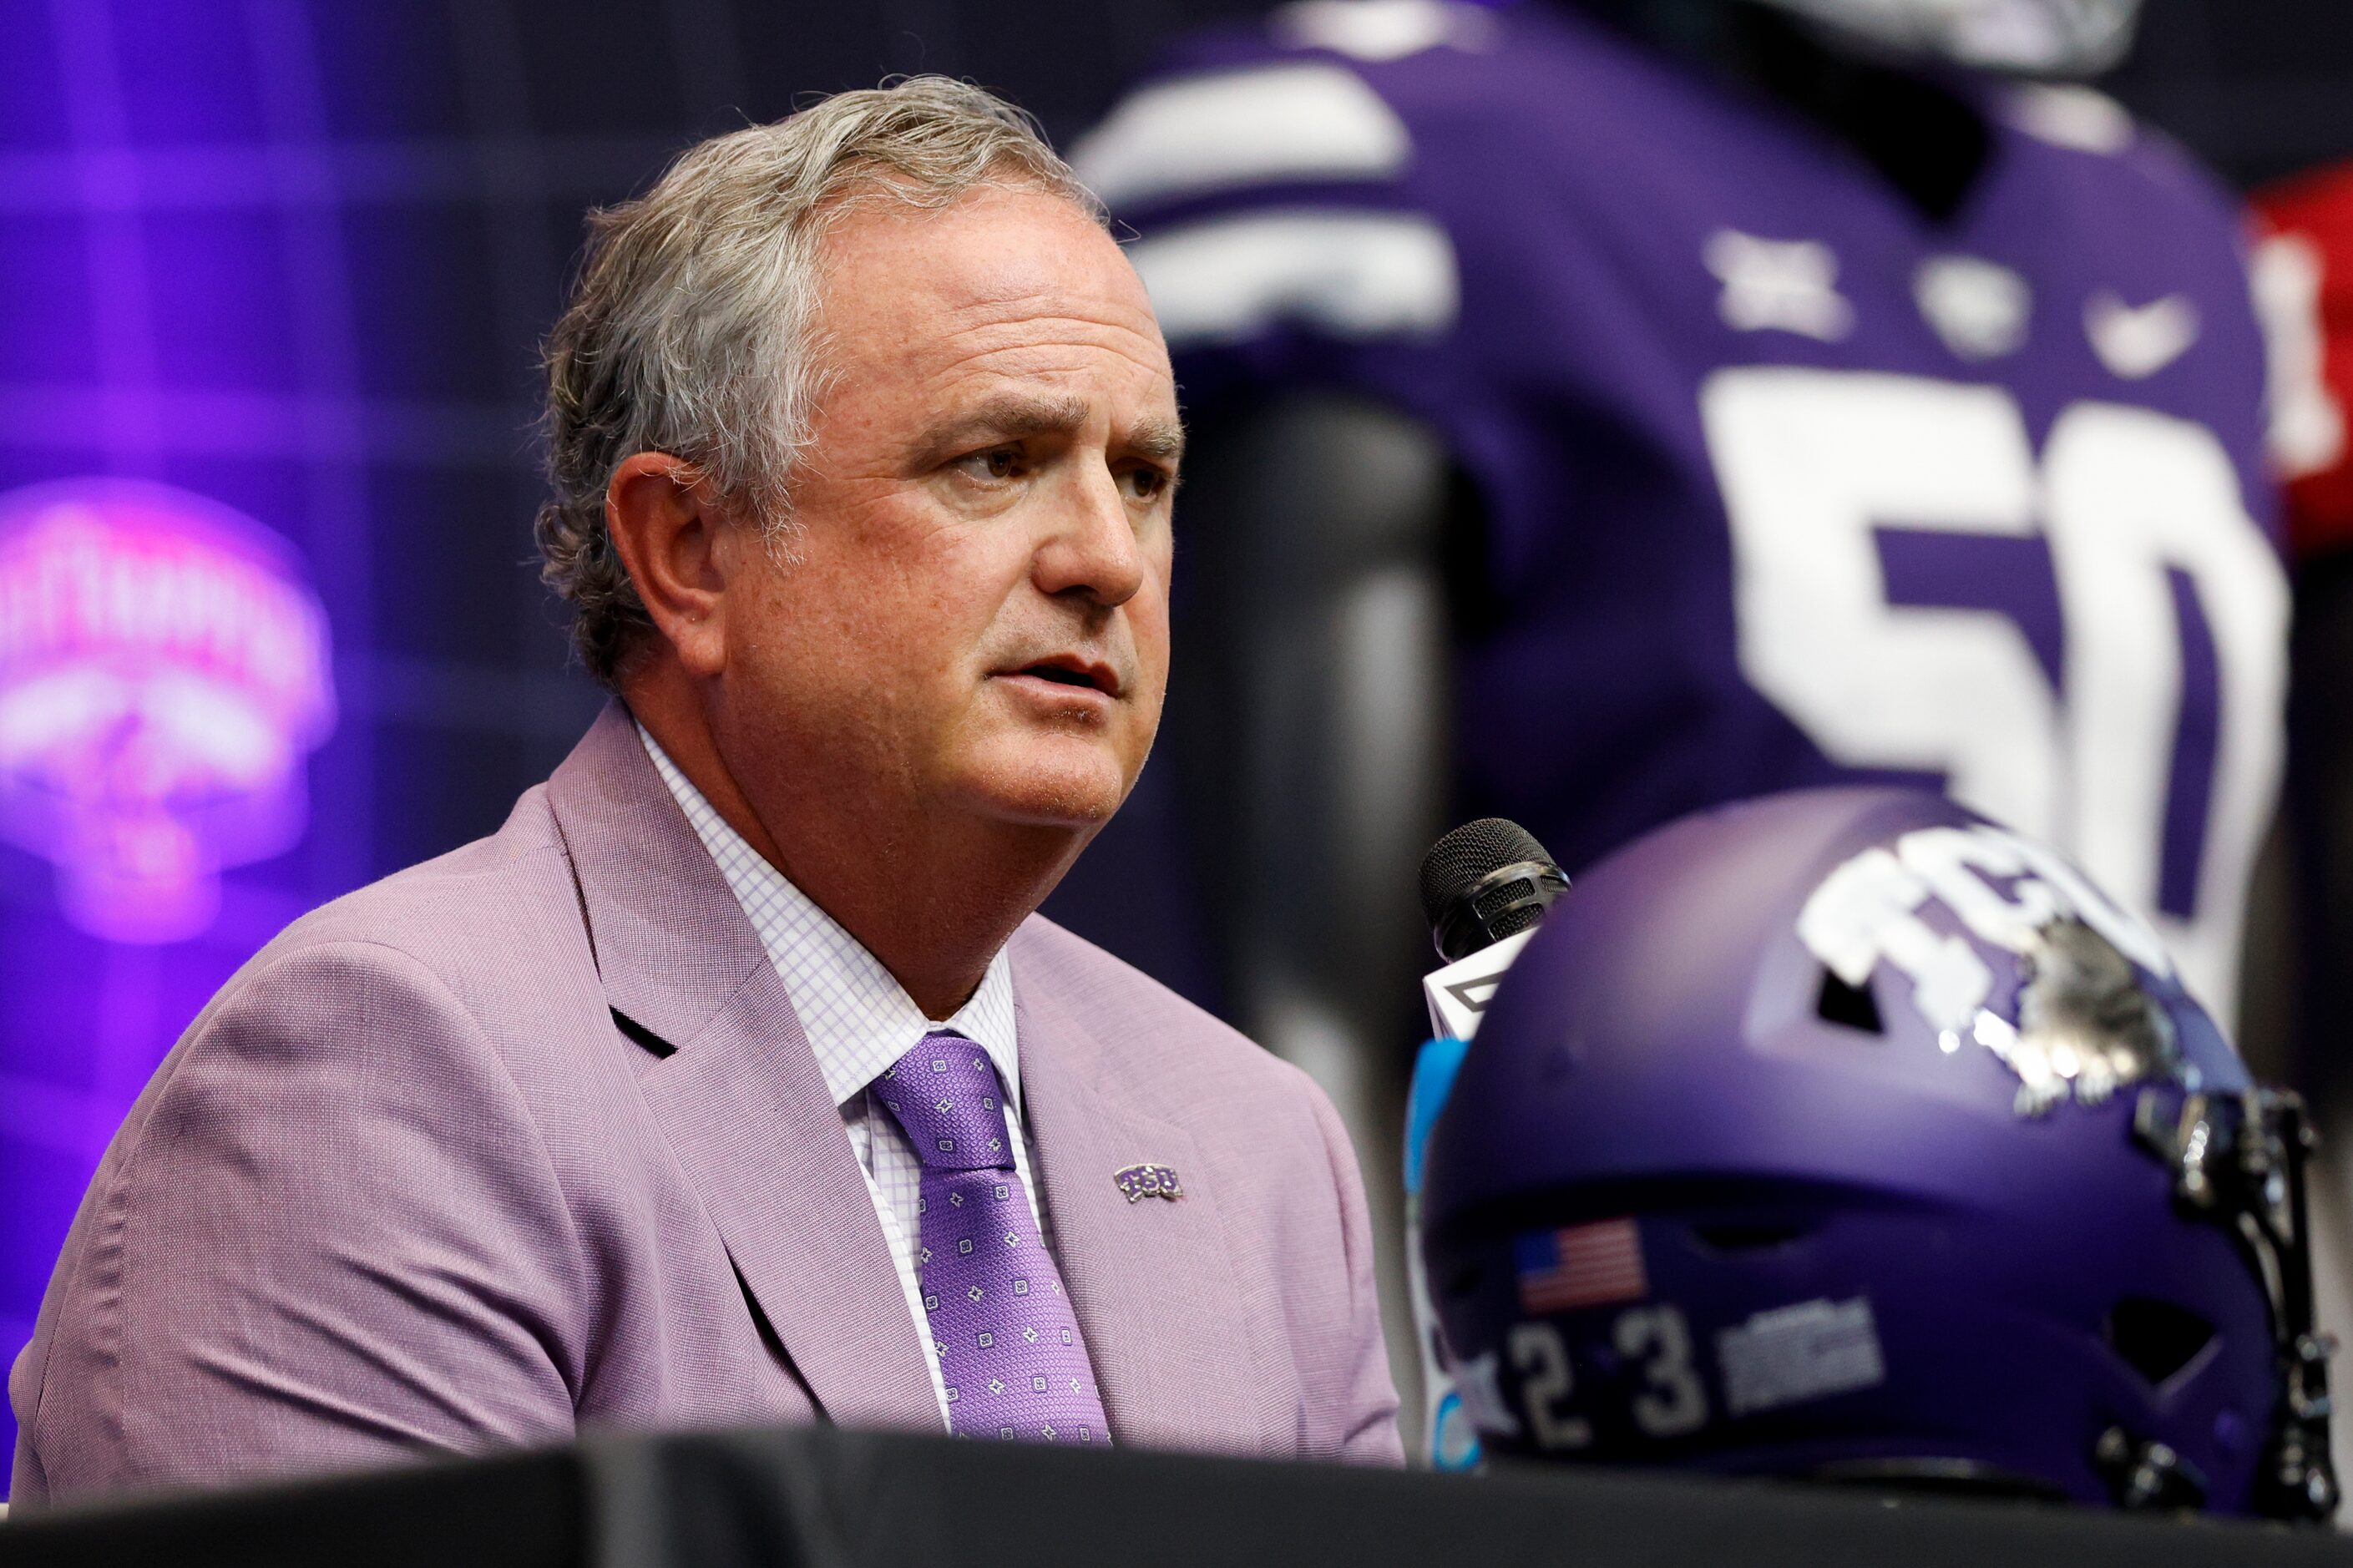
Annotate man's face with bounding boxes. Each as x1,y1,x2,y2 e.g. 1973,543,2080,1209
717,185,1179,837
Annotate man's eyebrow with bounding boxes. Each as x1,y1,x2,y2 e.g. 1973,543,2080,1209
1126,416,1187,468
910,394,1187,469
913,394,1092,464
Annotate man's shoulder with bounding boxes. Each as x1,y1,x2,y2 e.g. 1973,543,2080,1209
223,783,591,1029
109,779,618,1238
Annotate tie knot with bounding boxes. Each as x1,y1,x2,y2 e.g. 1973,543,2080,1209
875,1033,1015,1171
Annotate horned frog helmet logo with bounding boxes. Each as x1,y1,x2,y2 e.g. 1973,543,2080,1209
1796,821,2189,1116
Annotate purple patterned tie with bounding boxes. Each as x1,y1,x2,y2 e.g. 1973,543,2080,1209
876,1031,1111,1443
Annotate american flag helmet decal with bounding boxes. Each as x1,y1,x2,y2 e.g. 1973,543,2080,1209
1514,1217,1648,1314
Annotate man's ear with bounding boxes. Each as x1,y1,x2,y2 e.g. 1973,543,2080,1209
605,453,731,678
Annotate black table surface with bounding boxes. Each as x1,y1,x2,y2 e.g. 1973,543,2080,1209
5,1425,2351,1568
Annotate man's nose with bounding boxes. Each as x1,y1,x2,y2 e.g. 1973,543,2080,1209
1034,459,1146,608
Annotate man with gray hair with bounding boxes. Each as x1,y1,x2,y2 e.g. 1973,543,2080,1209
8,77,1401,1505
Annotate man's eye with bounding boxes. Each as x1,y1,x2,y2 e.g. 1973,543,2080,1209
957,447,1025,482
1122,466,1171,502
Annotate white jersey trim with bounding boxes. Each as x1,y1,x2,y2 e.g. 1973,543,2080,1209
1071,63,1409,212
1126,208,1460,348
1268,0,1499,62
2002,83,2136,155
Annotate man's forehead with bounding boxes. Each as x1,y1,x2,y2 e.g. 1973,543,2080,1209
873,279,1176,427
821,188,1162,352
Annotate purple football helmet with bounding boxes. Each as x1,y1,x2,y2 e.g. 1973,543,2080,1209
1419,787,2335,1517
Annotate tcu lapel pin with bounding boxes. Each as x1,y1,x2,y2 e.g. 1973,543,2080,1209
1113,1162,1182,1203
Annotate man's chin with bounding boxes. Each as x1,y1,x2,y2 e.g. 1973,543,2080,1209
948,742,1139,832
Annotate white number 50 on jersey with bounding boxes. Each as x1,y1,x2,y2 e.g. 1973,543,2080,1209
1701,369,2287,1023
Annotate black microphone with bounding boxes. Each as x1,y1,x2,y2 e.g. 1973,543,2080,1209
1407,820,1574,1462
1417,817,1571,964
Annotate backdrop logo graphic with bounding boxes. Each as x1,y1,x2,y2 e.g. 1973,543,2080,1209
0,479,335,943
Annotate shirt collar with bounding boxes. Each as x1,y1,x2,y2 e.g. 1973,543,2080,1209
636,723,1020,1114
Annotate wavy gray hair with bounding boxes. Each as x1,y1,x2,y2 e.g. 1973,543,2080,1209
537,77,1105,684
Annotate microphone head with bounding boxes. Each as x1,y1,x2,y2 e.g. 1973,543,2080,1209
1419,817,1571,964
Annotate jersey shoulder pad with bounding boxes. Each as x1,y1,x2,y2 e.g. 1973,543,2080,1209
1068,8,1480,355
1998,81,2242,229
1997,83,2138,157
1262,0,1502,63
1070,1,1523,215
1071,56,1413,216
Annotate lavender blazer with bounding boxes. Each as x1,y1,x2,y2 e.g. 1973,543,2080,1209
9,708,1401,1505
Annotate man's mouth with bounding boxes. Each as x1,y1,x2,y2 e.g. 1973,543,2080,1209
1001,654,1121,698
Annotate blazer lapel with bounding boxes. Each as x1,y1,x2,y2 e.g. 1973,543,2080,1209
1012,948,1279,1454
546,705,938,1433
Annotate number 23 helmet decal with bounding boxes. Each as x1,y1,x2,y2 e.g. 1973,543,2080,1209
1419,787,2335,1518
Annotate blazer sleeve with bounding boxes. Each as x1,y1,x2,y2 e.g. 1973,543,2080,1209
1302,1074,1407,1465
16,940,587,1501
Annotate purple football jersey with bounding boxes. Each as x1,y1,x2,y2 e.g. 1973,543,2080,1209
1075,0,2286,1021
